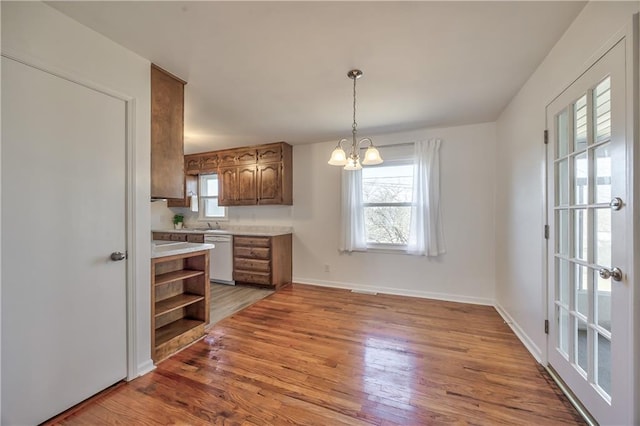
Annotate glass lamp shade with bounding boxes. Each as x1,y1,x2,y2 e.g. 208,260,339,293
344,157,362,171
328,147,348,166
361,146,383,165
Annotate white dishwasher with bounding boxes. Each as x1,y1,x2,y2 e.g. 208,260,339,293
204,234,234,285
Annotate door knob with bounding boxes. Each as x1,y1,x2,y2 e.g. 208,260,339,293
610,197,623,211
599,267,623,282
110,251,126,261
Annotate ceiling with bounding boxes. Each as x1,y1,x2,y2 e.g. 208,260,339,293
49,1,585,154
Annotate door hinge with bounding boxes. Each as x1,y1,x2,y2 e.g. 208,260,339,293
544,224,549,240
544,129,549,145
544,320,549,334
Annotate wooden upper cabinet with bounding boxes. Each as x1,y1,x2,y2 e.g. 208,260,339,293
200,153,218,174
188,141,292,206
167,174,197,208
236,165,258,205
218,167,237,206
257,144,282,163
184,154,201,175
217,150,237,167
235,148,258,165
151,64,186,199
257,163,283,204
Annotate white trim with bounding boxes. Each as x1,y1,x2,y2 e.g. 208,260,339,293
543,18,637,424
494,303,543,363
1,50,142,381
136,360,156,378
625,13,639,422
293,277,494,306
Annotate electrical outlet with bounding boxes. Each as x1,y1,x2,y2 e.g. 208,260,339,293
324,264,330,273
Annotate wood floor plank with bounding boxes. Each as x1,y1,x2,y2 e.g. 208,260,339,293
48,284,585,425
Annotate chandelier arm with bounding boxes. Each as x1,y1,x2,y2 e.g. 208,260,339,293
335,138,349,150
358,137,373,147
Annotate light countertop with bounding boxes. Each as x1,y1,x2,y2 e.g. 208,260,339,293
152,225,293,237
151,241,215,258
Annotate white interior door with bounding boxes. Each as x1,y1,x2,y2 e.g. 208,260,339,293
546,40,632,425
1,57,128,424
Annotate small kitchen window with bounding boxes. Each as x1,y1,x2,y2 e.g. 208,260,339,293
199,174,227,220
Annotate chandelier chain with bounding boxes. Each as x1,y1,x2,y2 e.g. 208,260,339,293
352,75,358,135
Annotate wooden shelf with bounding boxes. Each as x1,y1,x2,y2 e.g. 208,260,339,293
151,249,209,363
155,318,205,347
154,269,204,286
155,294,205,318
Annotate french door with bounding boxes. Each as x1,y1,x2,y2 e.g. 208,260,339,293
546,39,632,424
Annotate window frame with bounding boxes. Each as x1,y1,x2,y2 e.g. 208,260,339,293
361,158,414,250
198,173,228,221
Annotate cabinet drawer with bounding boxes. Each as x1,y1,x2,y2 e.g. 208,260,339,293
235,258,270,272
153,232,172,241
186,234,204,243
234,246,270,260
234,271,271,285
234,236,270,248
170,234,187,241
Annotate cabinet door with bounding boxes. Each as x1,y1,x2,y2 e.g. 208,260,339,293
200,153,218,174
184,154,201,175
218,167,237,206
235,148,258,165
236,165,258,205
257,144,282,163
151,65,185,199
167,174,197,208
257,163,283,205
217,150,237,167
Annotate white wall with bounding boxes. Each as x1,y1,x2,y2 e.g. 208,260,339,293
151,122,497,303
292,122,497,304
495,1,638,361
1,2,153,376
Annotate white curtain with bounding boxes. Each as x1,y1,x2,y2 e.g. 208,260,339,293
407,139,445,256
339,168,367,252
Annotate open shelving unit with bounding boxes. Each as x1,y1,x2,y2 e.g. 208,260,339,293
151,249,210,363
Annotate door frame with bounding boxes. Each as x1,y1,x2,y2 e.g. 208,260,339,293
1,50,140,381
542,15,638,425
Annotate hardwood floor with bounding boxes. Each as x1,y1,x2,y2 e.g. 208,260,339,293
209,282,274,325
51,284,584,425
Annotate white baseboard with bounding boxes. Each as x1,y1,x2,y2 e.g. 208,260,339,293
292,277,494,306
494,302,542,363
133,359,155,380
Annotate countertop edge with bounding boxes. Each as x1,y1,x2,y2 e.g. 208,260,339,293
152,229,293,237
151,243,216,259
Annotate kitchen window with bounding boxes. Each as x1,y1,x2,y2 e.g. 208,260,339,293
199,174,227,220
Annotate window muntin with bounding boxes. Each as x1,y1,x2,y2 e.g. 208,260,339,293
199,174,227,219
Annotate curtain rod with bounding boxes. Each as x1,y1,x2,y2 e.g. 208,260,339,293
359,141,415,149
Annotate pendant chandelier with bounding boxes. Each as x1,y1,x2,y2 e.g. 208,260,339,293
327,69,383,170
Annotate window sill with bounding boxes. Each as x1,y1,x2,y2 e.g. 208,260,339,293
346,244,409,255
